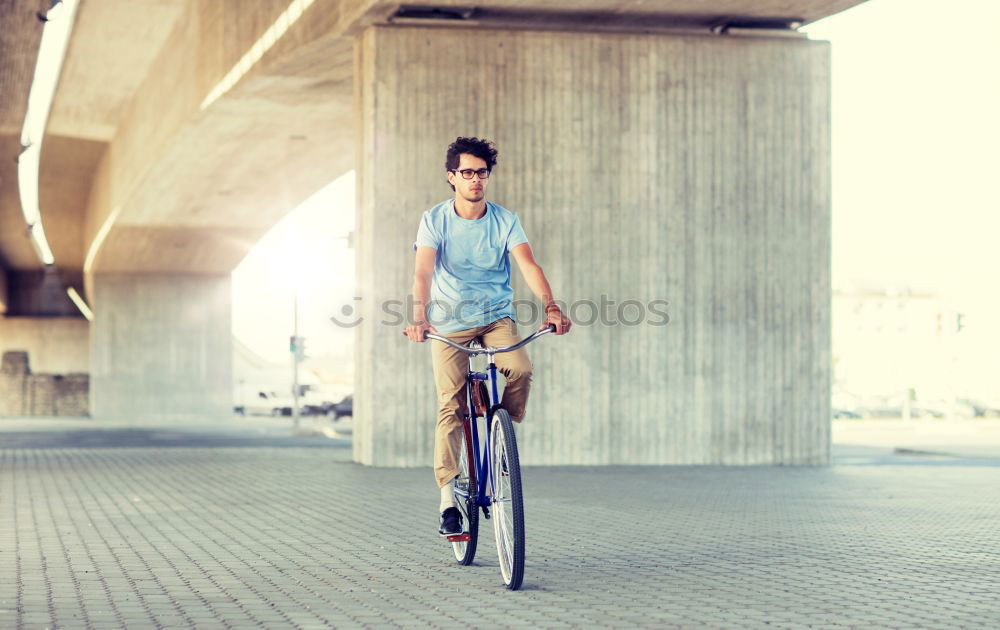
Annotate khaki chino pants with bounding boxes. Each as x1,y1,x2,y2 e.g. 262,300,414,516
431,316,532,488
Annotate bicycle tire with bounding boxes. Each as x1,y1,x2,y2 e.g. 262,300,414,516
451,411,479,565
490,407,525,590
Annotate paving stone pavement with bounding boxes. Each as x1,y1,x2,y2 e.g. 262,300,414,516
1,420,999,629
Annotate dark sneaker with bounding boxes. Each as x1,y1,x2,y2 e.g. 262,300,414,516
439,507,462,536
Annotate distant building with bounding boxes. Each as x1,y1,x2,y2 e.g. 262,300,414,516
833,285,951,400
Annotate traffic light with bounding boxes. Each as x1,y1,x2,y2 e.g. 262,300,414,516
956,313,966,333
289,336,306,359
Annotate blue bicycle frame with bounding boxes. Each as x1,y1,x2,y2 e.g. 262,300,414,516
466,355,502,513
426,324,555,516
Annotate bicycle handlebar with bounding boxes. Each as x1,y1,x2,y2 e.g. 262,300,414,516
404,323,556,355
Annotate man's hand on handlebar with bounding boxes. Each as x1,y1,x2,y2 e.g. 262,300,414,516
543,304,572,335
403,321,437,342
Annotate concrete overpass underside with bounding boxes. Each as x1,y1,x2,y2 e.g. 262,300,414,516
0,0,863,463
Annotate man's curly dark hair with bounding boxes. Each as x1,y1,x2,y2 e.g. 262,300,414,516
445,137,498,191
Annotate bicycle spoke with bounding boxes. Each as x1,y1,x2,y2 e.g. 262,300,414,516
450,416,478,565
487,409,525,589
492,418,516,580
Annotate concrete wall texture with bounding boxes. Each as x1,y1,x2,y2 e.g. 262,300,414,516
90,273,232,421
0,316,89,373
0,318,90,417
0,351,89,417
355,26,831,467
0,317,90,417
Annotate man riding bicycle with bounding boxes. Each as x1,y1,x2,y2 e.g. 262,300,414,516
403,137,572,536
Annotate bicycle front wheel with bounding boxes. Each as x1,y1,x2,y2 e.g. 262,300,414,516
490,408,525,590
452,417,479,565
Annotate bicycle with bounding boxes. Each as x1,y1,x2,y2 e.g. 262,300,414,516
418,323,555,590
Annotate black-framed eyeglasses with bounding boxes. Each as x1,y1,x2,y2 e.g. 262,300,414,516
450,168,490,180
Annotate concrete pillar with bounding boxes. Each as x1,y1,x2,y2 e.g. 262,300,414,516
0,352,30,416
90,273,232,421
355,26,830,467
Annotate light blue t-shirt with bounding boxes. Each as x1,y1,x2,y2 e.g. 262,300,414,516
414,199,530,333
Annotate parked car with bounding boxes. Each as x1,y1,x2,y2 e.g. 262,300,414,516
863,402,903,418
832,408,862,419
908,403,945,419
957,398,1000,418
300,390,332,416
326,395,352,419
236,388,352,418
236,391,297,416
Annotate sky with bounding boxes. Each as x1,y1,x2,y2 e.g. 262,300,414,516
233,0,999,393
231,173,355,364
802,0,1000,399
803,0,1000,309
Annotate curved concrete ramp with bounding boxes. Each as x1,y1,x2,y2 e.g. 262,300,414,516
80,6,354,276
60,1,355,420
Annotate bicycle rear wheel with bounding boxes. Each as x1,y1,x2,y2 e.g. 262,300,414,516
451,414,479,565
490,408,525,590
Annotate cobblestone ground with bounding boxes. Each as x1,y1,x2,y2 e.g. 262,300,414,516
1,421,999,629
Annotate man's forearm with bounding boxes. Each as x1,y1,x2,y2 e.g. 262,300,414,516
521,264,558,310
412,275,432,323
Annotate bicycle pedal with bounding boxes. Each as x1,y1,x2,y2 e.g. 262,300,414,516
447,533,471,543
482,506,491,520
